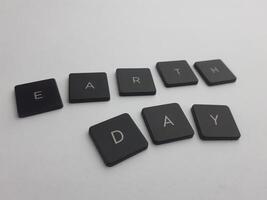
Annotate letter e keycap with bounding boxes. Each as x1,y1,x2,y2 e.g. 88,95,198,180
15,78,63,118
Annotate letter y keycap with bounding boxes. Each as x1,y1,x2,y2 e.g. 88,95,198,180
191,104,241,140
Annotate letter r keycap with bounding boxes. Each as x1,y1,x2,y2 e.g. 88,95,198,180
116,68,156,96
89,113,148,167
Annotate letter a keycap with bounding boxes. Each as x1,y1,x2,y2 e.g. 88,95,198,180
69,73,110,103
142,103,194,144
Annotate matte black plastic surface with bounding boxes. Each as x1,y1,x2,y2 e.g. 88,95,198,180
142,103,194,144
156,60,198,87
15,78,63,118
194,59,236,86
116,68,156,96
89,113,148,167
191,104,241,140
69,73,110,103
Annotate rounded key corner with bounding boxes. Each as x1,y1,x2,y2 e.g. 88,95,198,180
170,102,180,107
206,81,215,86
191,81,199,86
188,131,195,138
214,59,224,63
141,107,146,114
221,105,232,112
47,78,57,84
104,96,111,101
141,139,149,148
118,91,128,96
198,134,207,140
88,126,96,136
105,162,114,167
144,139,149,146
232,76,237,82
69,73,74,78
50,78,57,81
164,82,174,88
193,62,200,68
68,99,75,103
193,78,199,84
116,68,122,73
14,85,20,91
120,113,131,118
236,133,241,140
141,107,151,115
57,103,64,109
152,139,163,145
156,62,161,69
145,68,152,73
180,60,189,64
191,104,198,110
102,72,108,77
18,112,25,118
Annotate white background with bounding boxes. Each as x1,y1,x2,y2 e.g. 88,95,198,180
1,0,267,199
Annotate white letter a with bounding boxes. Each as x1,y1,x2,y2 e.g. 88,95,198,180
85,82,95,90
163,115,175,127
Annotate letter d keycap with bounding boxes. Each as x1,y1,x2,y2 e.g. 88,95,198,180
89,113,148,167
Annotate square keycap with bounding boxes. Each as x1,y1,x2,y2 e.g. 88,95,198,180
191,104,241,140
142,103,194,144
194,59,236,86
89,113,148,167
69,73,110,103
116,68,156,96
15,78,63,118
156,60,198,87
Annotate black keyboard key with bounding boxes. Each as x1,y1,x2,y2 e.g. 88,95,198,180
89,113,148,167
15,78,63,118
191,104,241,140
116,68,156,96
69,73,110,103
156,60,198,87
142,103,194,144
194,59,236,86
